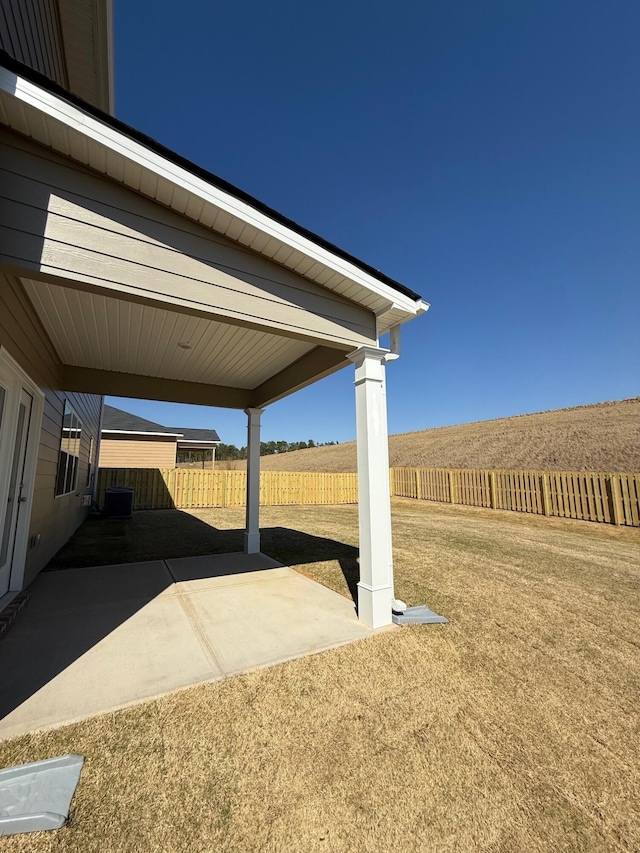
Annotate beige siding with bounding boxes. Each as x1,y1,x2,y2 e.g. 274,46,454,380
99,436,177,469
0,131,378,350
0,270,102,586
0,0,67,86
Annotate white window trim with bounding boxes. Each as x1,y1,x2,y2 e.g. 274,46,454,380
54,400,83,498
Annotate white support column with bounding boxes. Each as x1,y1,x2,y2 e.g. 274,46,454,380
348,346,394,628
244,407,263,554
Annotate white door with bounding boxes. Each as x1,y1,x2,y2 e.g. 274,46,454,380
0,387,33,597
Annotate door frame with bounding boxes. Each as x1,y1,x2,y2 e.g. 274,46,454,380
0,347,44,593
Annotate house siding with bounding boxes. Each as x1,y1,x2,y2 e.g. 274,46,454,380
0,270,102,586
0,130,378,350
0,0,67,88
99,435,177,469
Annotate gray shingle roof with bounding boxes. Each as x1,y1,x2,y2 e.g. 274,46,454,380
102,405,179,434
167,427,221,443
102,406,219,442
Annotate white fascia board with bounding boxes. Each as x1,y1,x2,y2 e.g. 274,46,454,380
102,429,183,437
0,66,425,317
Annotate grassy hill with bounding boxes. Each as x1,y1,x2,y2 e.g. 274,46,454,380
255,398,640,473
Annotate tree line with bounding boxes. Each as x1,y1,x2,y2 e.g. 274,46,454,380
216,439,338,461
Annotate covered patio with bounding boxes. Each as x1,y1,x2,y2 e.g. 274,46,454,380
0,53,428,629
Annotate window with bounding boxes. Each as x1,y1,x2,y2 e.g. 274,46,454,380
55,403,82,497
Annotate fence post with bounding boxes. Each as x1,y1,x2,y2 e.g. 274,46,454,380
608,475,624,526
540,472,551,516
415,468,422,500
489,471,497,509
389,467,395,497
448,470,458,504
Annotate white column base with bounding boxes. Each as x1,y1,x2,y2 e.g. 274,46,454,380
244,531,261,555
357,582,394,629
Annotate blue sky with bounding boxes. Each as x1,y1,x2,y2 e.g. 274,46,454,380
109,0,639,447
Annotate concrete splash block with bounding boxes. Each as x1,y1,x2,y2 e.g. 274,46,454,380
392,605,448,626
0,754,84,836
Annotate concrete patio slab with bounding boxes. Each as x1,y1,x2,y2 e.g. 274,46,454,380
0,595,219,739
184,570,373,675
0,553,378,740
28,561,175,616
166,552,284,588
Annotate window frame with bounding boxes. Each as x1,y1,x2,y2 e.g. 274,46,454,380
55,401,83,498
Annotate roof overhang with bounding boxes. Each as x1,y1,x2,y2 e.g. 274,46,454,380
100,430,220,447
177,441,220,449
0,53,431,410
102,429,183,438
0,53,428,336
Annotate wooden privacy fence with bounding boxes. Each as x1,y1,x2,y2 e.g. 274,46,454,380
97,468,359,511
391,468,640,527
97,467,640,527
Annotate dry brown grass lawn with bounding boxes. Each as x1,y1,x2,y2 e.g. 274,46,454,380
1,501,639,852
257,397,640,472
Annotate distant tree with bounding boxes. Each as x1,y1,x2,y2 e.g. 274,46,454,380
217,443,247,460
246,438,338,456
216,443,239,460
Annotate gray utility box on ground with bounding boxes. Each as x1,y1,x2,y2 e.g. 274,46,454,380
103,487,134,518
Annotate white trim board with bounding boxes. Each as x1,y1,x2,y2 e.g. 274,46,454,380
102,430,183,437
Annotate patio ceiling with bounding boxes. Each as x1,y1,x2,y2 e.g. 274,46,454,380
16,272,349,409
22,278,316,390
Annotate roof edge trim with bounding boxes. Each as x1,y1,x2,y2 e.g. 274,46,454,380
0,49,424,308
0,50,422,306
102,429,184,437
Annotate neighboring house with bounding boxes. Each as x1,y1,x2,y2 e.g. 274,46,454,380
99,405,220,469
0,0,428,627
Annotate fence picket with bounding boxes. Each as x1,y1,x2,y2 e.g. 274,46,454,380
96,466,639,528
629,476,640,527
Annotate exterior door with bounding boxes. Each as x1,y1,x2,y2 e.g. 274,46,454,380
0,388,33,597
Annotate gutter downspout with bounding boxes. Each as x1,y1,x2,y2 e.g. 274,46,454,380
381,323,448,625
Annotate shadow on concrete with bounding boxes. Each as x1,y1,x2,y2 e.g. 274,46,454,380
260,526,359,605
46,509,360,603
0,561,175,726
0,511,360,727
